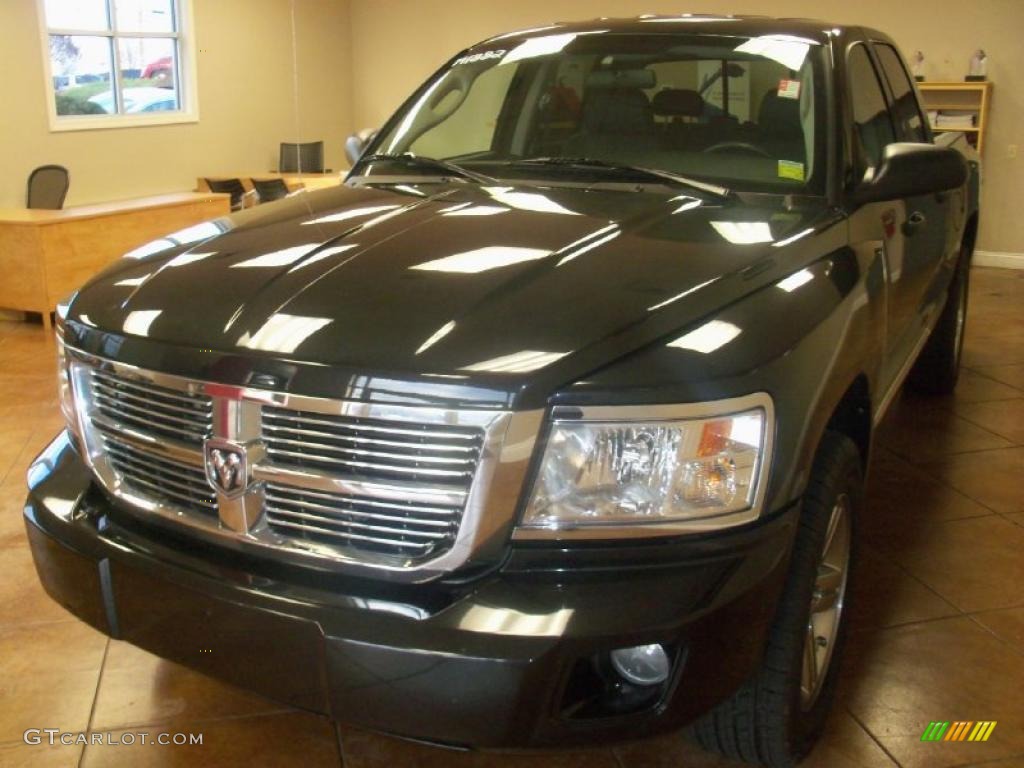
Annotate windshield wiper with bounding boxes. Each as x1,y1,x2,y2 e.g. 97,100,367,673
359,152,498,185
511,156,732,199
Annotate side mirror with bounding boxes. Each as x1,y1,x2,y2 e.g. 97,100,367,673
855,143,967,204
345,128,377,166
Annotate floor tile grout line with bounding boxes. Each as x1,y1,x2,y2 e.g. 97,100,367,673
843,704,904,767
85,706,297,735
901,442,1022,466
868,446,1008,517
78,637,110,768
0,429,35,487
965,612,1024,661
946,402,1024,449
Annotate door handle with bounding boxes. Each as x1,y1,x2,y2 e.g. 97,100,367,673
902,210,926,237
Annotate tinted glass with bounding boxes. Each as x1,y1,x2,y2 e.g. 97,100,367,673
372,33,828,193
847,44,896,173
874,44,927,142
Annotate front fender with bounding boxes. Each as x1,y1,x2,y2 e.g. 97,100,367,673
558,240,885,515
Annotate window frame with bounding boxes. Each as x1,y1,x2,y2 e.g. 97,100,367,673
36,0,199,132
844,41,897,180
871,42,930,144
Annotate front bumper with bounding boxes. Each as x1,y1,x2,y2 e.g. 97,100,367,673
24,431,796,749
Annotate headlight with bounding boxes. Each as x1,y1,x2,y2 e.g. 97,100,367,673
516,394,773,538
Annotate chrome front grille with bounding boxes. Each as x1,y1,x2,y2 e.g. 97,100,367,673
68,353,532,581
102,432,216,515
262,407,484,487
265,483,461,558
91,369,212,445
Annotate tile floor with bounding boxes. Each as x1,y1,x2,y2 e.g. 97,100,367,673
0,267,1022,768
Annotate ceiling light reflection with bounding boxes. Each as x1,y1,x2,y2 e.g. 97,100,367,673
462,350,568,373
672,196,703,214
734,35,816,70
777,268,814,292
239,314,332,354
301,205,401,226
458,605,573,636
647,277,719,312
711,221,773,244
485,187,579,215
501,33,580,64
772,228,814,248
124,239,175,260
114,275,150,287
668,320,742,354
122,310,162,337
231,244,318,269
412,246,549,274
556,229,620,266
443,205,508,217
166,251,216,267
287,244,359,272
416,320,456,354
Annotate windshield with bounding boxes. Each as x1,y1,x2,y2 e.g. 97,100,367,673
367,31,827,194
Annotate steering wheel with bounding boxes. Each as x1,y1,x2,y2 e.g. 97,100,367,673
702,141,773,158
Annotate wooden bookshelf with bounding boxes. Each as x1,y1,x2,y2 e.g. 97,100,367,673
917,82,992,154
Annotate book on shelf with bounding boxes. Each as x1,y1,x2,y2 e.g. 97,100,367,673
928,110,977,129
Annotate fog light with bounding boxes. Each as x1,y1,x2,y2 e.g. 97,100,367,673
609,644,670,686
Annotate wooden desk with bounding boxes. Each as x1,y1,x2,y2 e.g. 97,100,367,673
197,172,342,195
0,192,230,330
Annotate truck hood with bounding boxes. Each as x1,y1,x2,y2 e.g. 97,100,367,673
68,182,835,407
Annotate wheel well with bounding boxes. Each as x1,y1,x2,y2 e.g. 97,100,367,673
825,375,872,468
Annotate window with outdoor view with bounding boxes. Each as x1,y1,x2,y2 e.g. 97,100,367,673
39,0,195,129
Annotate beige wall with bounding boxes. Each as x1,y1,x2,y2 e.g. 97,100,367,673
0,0,354,209
349,0,1024,253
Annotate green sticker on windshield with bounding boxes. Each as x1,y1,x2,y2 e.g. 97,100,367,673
778,160,805,181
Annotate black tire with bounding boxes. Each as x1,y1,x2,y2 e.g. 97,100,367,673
692,432,861,767
907,253,970,394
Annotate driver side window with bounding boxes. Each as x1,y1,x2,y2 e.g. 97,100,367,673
847,44,896,178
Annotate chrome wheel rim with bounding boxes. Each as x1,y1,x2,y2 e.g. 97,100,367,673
800,493,851,710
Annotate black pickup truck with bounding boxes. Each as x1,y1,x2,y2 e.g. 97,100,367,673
26,15,978,768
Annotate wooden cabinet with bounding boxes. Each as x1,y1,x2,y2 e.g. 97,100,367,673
917,82,992,154
0,192,230,329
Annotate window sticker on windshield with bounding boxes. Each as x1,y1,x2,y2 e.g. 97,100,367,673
778,79,801,99
778,160,805,181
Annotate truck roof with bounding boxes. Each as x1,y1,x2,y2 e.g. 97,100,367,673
479,15,880,47
477,14,897,49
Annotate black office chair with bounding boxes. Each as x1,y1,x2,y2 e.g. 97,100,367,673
278,141,329,173
204,178,251,211
251,177,290,204
27,165,70,210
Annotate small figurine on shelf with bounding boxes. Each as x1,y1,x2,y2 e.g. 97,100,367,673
967,49,988,81
911,50,926,82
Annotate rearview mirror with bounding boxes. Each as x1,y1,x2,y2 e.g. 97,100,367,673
345,128,377,166
855,143,967,204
